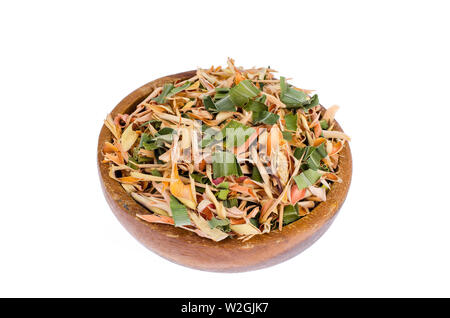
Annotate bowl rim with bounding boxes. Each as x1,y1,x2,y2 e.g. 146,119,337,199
97,70,353,272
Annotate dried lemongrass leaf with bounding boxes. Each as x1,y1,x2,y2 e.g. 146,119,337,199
130,171,177,183
191,128,202,169
229,184,257,200
226,206,246,218
181,100,195,112
297,201,315,209
103,152,124,165
250,147,273,200
260,159,301,223
197,199,213,212
189,173,198,206
104,114,121,139
203,112,235,126
180,127,192,150
276,150,289,186
188,211,229,242
170,182,196,209
186,81,200,91
131,192,170,216
138,149,154,158
230,221,261,235
117,176,141,184
121,184,136,193
155,112,196,126
108,165,132,183
278,204,285,231
103,141,118,153
136,213,174,225
169,163,197,210
205,184,226,219
263,92,285,109
120,124,138,152
322,130,351,141
139,87,162,105
308,186,327,202
158,148,171,162
323,105,340,123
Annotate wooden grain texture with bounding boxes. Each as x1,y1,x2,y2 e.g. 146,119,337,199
97,70,353,272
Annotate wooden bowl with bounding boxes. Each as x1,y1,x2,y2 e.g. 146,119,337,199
97,70,352,272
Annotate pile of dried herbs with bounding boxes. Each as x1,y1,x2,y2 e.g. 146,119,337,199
102,59,350,242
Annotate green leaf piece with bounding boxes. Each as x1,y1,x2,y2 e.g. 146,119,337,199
244,100,267,113
280,77,319,110
315,143,327,157
252,110,279,125
191,173,209,184
306,144,327,170
320,119,329,130
293,146,314,160
280,77,308,108
152,83,174,104
169,195,191,227
216,189,230,200
251,165,263,183
282,131,293,141
283,204,300,225
216,182,229,189
243,99,279,125
156,127,175,136
307,150,323,170
127,158,139,170
152,82,191,104
229,80,260,106
208,217,231,232
150,169,162,177
140,120,161,130
285,113,298,131
167,81,191,98
203,95,217,112
293,169,322,190
249,217,259,228
215,87,230,100
223,198,238,208
203,95,236,112
212,150,242,179
138,127,176,151
222,120,255,147
303,94,319,111
214,95,236,111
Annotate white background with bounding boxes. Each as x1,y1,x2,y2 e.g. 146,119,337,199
1,0,449,297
